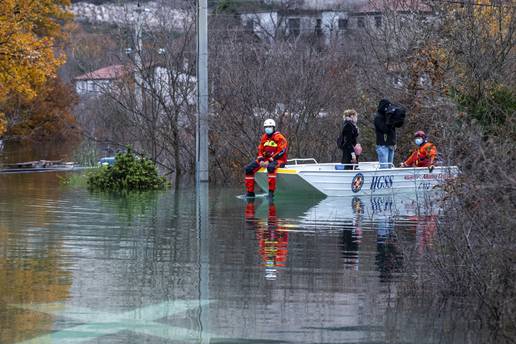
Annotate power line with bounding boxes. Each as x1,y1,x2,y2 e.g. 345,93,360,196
205,0,516,8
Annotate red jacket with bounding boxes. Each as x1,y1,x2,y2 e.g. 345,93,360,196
257,131,288,164
404,142,437,167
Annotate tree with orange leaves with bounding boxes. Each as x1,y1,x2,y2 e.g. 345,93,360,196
0,0,72,136
5,78,79,141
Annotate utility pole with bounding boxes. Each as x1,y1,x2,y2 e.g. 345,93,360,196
196,0,209,183
134,4,145,113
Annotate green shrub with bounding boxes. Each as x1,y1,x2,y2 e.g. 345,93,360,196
87,150,170,191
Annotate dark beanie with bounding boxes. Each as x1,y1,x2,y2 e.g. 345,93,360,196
377,99,390,114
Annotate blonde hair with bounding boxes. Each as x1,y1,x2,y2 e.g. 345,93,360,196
343,109,358,119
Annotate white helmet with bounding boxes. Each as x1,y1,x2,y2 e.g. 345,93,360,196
264,118,276,127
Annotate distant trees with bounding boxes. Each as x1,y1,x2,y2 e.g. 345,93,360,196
72,3,198,181
209,37,357,180
70,0,513,182
437,0,515,134
378,1,515,341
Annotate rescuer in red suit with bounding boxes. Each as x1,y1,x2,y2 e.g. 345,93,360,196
244,118,288,199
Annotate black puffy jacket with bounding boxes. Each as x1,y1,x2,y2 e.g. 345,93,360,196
374,112,396,146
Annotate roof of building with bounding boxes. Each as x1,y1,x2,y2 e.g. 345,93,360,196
74,65,131,81
353,0,431,15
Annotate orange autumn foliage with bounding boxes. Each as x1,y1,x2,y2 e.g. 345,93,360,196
5,78,79,141
0,0,72,136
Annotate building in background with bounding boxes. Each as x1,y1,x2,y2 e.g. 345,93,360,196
74,65,129,96
239,0,432,44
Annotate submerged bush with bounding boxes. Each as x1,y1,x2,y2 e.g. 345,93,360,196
87,151,170,191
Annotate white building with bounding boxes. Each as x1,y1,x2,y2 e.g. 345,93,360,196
74,65,130,96
263,0,365,10
74,64,195,105
239,0,431,44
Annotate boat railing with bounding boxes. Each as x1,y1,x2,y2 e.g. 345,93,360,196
285,160,452,170
337,162,398,170
334,163,359,170
287,158,318,165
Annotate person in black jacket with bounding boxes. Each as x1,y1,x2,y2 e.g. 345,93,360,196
337,109,359,170
374,99,396,168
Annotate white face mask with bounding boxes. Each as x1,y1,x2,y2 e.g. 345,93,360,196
415,138,424,146
265,127,274,135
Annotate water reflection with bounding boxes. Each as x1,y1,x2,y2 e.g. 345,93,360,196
232,193,441,343
299,193,440,225
246,193,440,283
0,171,446,343
375,217,402,282
245,200,289,280
0,174,72,344
0,175,203,343
341,229,360,271
90,190,161,223
196,182,210,344
414,215,438,254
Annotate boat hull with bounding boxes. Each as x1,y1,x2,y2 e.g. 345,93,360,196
255,162,458,197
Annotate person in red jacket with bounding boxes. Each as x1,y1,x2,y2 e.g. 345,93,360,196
244,119,288,198
400,131,437,171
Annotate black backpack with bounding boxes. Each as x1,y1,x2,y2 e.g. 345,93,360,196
385,104,406,128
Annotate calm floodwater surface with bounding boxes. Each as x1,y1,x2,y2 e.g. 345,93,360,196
0,172,440,344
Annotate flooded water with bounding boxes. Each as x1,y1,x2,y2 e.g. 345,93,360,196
0,171,442,344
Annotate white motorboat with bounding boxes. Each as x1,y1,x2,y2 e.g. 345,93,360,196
255,159,459,197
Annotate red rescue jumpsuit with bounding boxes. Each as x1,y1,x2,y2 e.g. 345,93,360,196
403,142,437,167
244,131,288,193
